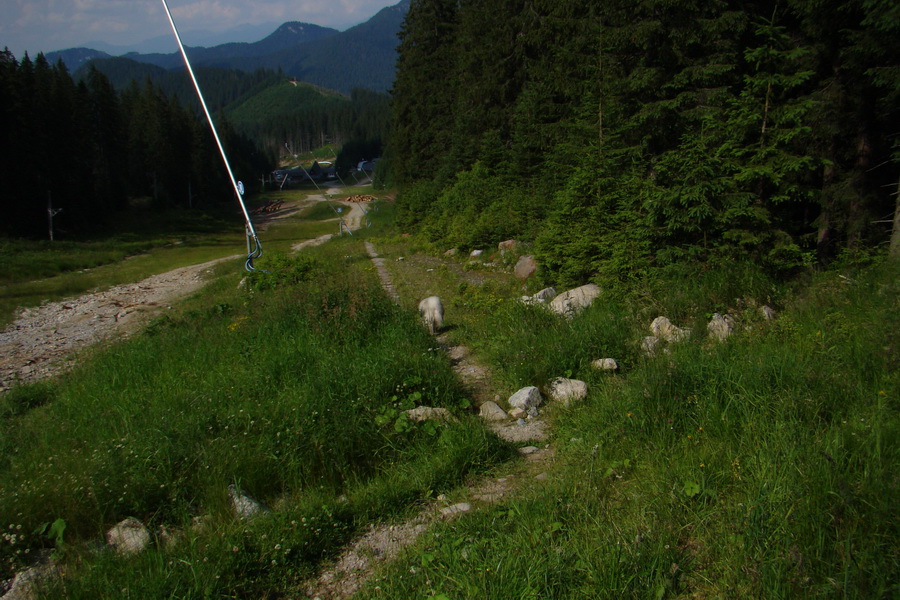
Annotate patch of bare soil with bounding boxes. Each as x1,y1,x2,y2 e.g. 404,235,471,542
0,256,235,392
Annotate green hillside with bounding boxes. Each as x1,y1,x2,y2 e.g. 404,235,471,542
225,80,346,128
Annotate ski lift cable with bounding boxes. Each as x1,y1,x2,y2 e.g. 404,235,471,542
294,162,352,235
159,0,261,271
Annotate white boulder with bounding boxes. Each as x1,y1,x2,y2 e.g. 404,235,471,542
549,284,602,316
707,313,736,342
548,377,588,406
651,316,691,342
591,358,619,371
106,517,151,556
508,386,543,410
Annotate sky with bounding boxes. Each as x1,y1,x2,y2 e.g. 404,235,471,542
1,0,401,58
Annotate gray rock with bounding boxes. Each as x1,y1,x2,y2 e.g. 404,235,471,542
440,503,472,517
106,517,151,556
498,240,519,253
2,559,59,600
760,305,776,321
508,407,527,419
508,386,543,410
650,316,690,342
405,406,452,422
228,484,268,519
521,287,558,306
549,284,602,316
591,358,619,371
470,249,483,258
641,336,662,357
514,255,538,280
479,401,509,422
548,377,588,406
707,313,736,342
518,446,540,455
444,248,458,257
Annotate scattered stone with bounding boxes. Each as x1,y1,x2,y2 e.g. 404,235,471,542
444,248,458,257
470,249,483,258
157,526,179,549
521,287,557,306
508,407,527,419
518,446,540,455
440,503,472,517
516,418,527,427
707,313,736,342
1,558,60,600
508,386,543,410
548,377,588,406
228,484,268,519
641,336,662,357
760,305,776,321
650,316,691,343
498,240,519,253
478,401,509,422
592,358,619,371
514,255,538,280
405,406,452,422
549,284,602,317
526,406,540,418
106,517,151,556
534,472,549,481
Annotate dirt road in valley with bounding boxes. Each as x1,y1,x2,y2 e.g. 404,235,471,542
0,256,237,391
0,197,368,392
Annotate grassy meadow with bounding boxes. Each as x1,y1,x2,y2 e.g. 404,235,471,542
359,251,899,599
0,199,511,597
0,194,897,598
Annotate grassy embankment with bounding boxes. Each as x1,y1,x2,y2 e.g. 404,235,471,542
357,240,899,599
0,191,512,597
1,194,897,598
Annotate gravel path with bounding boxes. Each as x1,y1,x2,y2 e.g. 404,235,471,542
0,256,236,392
0,197,366,393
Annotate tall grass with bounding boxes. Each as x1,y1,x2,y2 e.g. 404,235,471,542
0,243,511,597
361,258,899,599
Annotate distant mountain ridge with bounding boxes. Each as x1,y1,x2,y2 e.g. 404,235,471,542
47,0,410,94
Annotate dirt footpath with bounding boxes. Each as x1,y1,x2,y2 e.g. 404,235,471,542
0,256,235,392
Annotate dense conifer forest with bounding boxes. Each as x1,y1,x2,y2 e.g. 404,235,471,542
0,51,272,239
0,51,392,240
384,0,900,286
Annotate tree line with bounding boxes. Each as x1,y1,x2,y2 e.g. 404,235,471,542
0,50,273,239
84,57,391,178
384,0,899,285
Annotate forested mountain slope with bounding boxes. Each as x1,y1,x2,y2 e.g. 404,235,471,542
51,1,410,94
385,0,900,285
